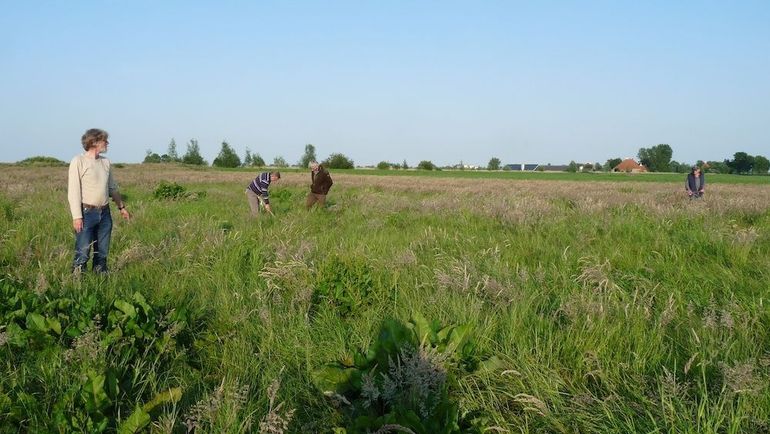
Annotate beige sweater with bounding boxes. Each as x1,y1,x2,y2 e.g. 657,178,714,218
67,154,118,219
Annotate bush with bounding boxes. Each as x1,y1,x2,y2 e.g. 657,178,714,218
417,160,436,170
312,313,496,433
312,256,374,317
324,153,354,169
376,161,392,170
16,156,66,166
153,181,186,200
143,151,161,164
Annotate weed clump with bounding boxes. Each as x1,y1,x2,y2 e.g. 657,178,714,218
312,313,498,433
153,181,206,200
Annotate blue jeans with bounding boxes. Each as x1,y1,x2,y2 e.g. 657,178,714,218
73,207,113,273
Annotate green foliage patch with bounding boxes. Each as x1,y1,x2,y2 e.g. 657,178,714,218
0,278,204,433
313,313,497,433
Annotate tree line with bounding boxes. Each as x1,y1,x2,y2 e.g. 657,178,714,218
144,141,356,170
144,139,769,175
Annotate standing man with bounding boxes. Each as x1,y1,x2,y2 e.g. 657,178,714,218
306,161,333,210
246,171,280,216
68,128,130,273
686,165,705,199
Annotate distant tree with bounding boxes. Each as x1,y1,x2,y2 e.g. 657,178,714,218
377,161,391,170
167,138,179,162
417,160,436,170
212,141,241,168
143,150,161,163
243,149,253,167
753,155,770,175
252,153,266,167
605,158,622,172
182,139,207,165
299,144,317,168
402,159,409,170
638,144,673,172
581,163,594,172
567,161,578,173
670,161,689,173
324,153,354,169
706,160,729,174
273,156,288,167
487,157,501,171
593,162,603,172
727,152,754,174
160,154,173,163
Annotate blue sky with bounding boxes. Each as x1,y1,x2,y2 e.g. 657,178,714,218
1,1,768,166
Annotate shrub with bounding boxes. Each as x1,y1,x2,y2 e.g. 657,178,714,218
153,181,186,200
143,151,162,163
417,160,436,170
312,313,496,433
16,156,66,166
377,161,392,170
312,256,374,317
324,153,354,169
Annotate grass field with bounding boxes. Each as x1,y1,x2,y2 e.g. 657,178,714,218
1,164,769,433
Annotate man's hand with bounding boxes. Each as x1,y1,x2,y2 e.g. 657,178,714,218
119,208,131,220
265,204,275,216
73,218,83,233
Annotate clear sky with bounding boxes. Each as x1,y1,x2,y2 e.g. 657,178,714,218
1,1,768,166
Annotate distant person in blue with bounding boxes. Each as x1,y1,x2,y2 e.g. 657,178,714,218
246,171,280,216
686,165,705,199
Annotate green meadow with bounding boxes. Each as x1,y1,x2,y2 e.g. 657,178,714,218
1,164,769,433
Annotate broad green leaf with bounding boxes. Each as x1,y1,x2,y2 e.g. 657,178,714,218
312,365,356,393
445,324,471,354
6,322,28,347
142,387,182,412
46,317,62,335
132,292,152,316
25,312,48,332
114,300,137,318
410,311,431,345
82,372,109,413
117,405,150,434
478,355,504,373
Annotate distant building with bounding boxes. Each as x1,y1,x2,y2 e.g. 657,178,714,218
504,163,540,171
613,158,647,172
539,164,570,171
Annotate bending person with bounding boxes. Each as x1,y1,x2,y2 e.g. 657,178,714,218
246,171,280,216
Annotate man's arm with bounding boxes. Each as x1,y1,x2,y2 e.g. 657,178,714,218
111,191,131,220
68,158,83,232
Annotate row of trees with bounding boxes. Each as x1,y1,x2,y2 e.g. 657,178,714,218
633,144,769,174
144,139,769,175
145,141,356,169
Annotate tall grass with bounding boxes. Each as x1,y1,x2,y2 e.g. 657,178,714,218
0,165,768,433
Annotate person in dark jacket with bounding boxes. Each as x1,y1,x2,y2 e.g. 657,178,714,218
686,166,705,199
306,161,333,209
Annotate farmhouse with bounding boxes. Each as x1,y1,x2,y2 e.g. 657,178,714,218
613,158,647,173
504,163,540,171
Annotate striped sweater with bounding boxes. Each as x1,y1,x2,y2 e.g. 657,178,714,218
248,172,272,204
